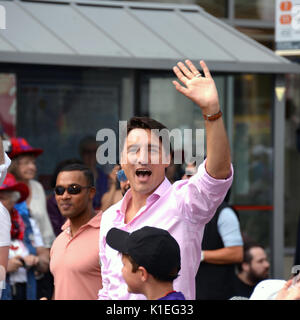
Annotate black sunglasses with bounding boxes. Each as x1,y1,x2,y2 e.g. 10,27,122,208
54,184,91,196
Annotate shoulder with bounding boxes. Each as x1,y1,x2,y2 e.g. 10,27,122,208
218,207,239,224
29,179,45,193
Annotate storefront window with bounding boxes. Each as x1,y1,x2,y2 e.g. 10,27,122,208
285,74,300,248
17,66,133,190
231,73,273,247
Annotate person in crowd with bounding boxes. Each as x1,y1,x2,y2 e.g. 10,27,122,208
98,59,233,300
0,134,11,277
50,163,102,300
196,188,243,300
233,242,270,298
100,164,123,212
78,136,108,210
47,158,83,237
106,226,185,300
0,173,49,300
8,137,55,299
117,169,130,196
8,137,55,248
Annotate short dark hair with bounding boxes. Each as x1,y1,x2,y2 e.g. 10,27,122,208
51,158,83,188
121,117,171,156
58,163,94,187
237,242,265,272
123,253,179,283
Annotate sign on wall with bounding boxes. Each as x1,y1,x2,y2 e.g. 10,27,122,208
276,0,300,52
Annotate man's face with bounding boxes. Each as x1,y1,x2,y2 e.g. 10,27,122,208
246,247,270,284
120,129,169,197
55,170,95,219
121,255,142,294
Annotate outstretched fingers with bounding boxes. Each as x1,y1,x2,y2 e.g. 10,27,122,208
185,59,201,76
172,80,189,96
173,66,188,86
200,60,212,78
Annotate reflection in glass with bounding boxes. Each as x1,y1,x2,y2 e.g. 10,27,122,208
232,74,273,206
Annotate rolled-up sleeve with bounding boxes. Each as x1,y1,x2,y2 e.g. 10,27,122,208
175,160,234,225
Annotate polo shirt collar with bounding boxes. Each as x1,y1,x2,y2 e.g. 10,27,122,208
61,211,102,231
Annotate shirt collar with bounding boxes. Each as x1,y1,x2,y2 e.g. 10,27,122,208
118,177,172,215
61,210,102,231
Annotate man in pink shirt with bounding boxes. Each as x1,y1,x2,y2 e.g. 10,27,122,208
98,60,233,300
50,163,102,300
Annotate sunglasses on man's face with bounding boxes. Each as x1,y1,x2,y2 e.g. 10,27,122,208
54,184,91,196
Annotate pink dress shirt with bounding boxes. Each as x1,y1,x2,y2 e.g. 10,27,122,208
98,161,233,300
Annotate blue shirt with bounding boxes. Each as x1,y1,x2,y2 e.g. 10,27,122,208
158,291,186,300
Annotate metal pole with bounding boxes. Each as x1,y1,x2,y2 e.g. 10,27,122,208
272,74,286,279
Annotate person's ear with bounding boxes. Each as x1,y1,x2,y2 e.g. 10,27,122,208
242,262,250,272
138,266,149,282
89,187,96,200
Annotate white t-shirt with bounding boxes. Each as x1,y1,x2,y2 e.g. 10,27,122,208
9,218,44,285
0,153,12,247
0,203,10,247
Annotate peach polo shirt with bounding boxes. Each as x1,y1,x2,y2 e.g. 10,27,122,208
50,212,102,300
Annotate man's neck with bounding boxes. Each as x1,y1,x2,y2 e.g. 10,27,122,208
124,193,147,224
69,208,95,236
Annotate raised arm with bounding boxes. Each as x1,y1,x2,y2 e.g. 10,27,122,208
173,60,231,179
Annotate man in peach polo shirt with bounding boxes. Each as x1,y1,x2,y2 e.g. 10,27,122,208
50,163,102,300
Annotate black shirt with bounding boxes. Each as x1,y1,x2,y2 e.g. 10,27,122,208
232,274,256,298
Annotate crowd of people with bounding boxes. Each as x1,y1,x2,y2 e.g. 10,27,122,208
0,59,300,301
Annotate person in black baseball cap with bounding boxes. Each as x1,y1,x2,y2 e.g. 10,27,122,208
106,226,185,300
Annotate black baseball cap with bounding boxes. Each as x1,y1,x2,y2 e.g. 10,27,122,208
106,226,181,281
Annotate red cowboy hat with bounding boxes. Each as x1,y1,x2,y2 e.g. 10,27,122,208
8,137,43,159
0,173,29,203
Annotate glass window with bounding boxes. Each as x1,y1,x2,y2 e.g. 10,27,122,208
235,0,275,21
17,66,133,191
285,73,300,248
232,74,273,207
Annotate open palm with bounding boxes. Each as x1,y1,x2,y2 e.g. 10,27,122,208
172,60,219,113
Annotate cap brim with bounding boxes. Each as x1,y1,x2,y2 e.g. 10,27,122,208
106,228,130,254
10,148,43,159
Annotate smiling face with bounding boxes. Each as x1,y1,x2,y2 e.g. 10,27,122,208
14,154,37,181
120,129,170,197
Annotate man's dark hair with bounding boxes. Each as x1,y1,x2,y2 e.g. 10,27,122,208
237,241,265,273
51,158,83,188
121,117,171,156
58,163,94,187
